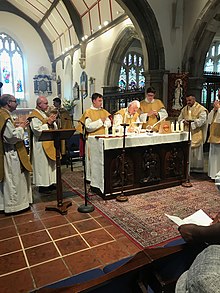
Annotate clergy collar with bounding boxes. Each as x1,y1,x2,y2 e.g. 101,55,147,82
90,105,102,110
145,97,155,103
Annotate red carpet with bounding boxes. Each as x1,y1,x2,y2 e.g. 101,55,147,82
62,169,220,248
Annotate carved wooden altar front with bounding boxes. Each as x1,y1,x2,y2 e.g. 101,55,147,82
88,133,188,199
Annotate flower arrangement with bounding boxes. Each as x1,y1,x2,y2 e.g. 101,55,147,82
62,98,77,112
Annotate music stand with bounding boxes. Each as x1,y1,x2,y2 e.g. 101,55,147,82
39,128,75,215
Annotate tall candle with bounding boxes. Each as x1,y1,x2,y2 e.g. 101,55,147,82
188,109,192,120
180,121,184,132
176,121,179,132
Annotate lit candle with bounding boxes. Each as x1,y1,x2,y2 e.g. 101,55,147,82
188,109,192,120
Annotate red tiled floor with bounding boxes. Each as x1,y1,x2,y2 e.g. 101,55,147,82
0,225,17,241
55,235,89,255
90,241,132,264
65,210,91,222
48,224,78,240
41,215,69,228
13,211,40,225
64,249,103,275
0,251,27,275
82,229,114,246
31,258,71,288
21,230,51,248
0,217,14,228
25,242,60,266
16,220,44,235
0,269,35,292
0,174,141,290
0,236,22,255
73,218,101,233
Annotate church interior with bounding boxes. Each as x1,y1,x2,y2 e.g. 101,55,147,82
1,0,220,292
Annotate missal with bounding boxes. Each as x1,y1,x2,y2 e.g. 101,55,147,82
165,209,213,226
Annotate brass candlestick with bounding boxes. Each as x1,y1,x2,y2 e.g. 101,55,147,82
182,120,193,188
116,123,129,202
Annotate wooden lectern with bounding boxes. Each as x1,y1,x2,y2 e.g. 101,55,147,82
39,128,75,215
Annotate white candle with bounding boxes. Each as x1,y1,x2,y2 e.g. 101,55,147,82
180,121,184,132
176,121,179,132
171,122,174,132
188,109,192,120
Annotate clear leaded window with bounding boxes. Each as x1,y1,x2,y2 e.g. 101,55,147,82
118,52,145,91
0,33,25,99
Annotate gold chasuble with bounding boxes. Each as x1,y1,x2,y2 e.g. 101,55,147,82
76,108,111,136
139,99,165,130
28,110,56,161
182,102,208,148
208,111,220,144
115,108,139,125
0,109,32,182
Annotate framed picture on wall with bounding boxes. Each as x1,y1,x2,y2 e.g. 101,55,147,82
80,71,88,99
167,72,189,117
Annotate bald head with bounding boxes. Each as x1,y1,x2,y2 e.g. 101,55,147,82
36,96,49,112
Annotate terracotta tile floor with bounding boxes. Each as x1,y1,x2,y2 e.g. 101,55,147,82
0,188,141,292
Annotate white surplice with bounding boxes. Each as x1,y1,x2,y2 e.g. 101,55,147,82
208,108,220,179
30,109,56,186
0,119,32,213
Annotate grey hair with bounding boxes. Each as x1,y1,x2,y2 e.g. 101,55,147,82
128,100,140,108
0,94,13,107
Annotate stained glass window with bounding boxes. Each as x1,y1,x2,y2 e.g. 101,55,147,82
118,52,145,91
0,33,25,99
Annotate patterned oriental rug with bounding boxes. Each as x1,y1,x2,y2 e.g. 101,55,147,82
62,168,220,248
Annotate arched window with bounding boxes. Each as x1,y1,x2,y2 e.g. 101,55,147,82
0,33,25,99
118,52,145,91
202,41,220,109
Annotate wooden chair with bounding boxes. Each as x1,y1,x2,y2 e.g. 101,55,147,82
65,133,81,171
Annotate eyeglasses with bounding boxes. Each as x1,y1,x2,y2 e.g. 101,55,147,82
9,100,18,103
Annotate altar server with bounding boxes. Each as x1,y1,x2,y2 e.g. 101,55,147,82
178,94,208,173
138,86,168,131
208,99,220,179
0,94,32,213
76,93,111,180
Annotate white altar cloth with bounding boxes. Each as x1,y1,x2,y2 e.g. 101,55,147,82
88,132,188,194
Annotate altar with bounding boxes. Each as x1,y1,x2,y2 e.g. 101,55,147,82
88,132,189,199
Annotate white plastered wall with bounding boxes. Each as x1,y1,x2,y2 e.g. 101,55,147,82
0,11,53,108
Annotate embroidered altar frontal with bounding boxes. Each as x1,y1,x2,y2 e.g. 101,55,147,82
88,132,189,199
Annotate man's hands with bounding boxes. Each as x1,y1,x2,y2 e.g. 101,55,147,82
178,224,199,242
47,114,57,125
147,110,158,117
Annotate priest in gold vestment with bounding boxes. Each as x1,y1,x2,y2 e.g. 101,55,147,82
138,86,168,131
113,100,140,133
0,94,32,213
208,100,220,179
76,93,111,181
178,95,208,173
28,96,57,193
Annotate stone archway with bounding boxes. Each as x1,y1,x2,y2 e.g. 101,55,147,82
105,1,165,97
182,0,220,94
104,26,140,87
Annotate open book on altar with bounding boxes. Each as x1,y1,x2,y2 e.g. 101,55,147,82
165,209,213,226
